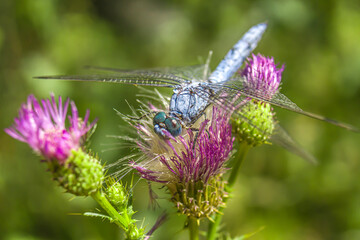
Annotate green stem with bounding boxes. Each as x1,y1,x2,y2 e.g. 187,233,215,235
189,217,199,240
227,143,250,187
91,190,129,230
207,142,251,240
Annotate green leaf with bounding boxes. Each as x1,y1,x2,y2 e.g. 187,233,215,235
83,212,114,222
232,226,265,240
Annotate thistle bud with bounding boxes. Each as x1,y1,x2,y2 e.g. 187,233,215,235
49,149,104,196
232,100,275,147
105,180,128,212
126,223,145,240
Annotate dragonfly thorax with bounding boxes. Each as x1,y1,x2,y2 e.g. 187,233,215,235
170,82,212,125
153,112,182,138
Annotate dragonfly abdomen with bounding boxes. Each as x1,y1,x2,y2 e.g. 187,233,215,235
209,23,267,84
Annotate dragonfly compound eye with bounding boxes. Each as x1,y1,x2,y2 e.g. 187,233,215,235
164,118,182,137
153,112,167,125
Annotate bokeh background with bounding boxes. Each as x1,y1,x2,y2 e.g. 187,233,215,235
1,0,360,239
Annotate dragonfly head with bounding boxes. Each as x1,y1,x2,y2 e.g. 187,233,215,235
153,112,182,138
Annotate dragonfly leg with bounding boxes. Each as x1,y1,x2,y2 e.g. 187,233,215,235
126,111,158,121
192,131,199,152
189,127,211,152
189,127,199,132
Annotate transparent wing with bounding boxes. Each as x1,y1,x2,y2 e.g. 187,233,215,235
193,85,268,132
215,77,359,132
35,71,188,88
192,85,317,163
35,64,211,88
270,124,318,164
35,65,211,87
82,64,209,82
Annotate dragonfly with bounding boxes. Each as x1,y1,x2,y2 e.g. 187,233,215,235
36,23,358,163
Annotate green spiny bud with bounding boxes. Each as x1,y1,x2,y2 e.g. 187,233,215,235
125,223,146,240
232,100,275,147
49,149,104,196
105,180,128,212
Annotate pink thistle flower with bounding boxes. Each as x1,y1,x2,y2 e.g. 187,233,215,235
131,107,234,184
128,106,233,218
241,53,284,100
110,88,234,218
5,94,97,163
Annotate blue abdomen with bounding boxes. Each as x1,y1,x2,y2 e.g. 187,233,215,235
209,23,267,84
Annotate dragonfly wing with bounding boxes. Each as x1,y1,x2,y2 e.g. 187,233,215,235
83,64,208,83
270,124,318,164
193,85,318,163
35,72,186,88
193,85,265,132
219,78,360,132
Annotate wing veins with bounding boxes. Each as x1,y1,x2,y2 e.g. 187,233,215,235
84,65,206,83
270,124,318,164
219,83,359,132
35,73,183,88
193,86,269,135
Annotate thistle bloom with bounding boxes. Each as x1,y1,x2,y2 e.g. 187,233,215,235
128,105,234,219
5,94,96,163
132,107,233,184
232,53,284,146
241,53,284,99
6,94,102,196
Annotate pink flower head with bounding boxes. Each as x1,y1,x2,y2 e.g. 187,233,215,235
241,53,284,99
131,107,234,184
5,94,97,163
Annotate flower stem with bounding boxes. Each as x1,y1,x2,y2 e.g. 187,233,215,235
91,190,130,229
189,217,199,240
227,143,250,187
207,142,250,240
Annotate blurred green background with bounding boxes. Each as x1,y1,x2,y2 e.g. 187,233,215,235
1,0,360,239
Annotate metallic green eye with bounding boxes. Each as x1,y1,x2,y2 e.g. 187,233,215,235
165,118,182,137
153,112,166,125
153,113,181,138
